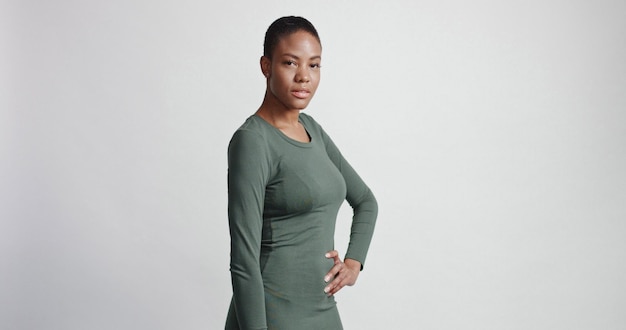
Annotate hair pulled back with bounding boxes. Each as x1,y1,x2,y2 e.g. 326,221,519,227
263,16,321,59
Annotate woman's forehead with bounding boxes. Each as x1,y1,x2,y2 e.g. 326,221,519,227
274,31,322,57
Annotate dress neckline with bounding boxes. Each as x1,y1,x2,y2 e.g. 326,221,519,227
253,113,313,148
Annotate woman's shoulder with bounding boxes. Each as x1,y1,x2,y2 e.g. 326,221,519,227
229,116,275,164
298,112,327,137
299,112,330,142
229,115,270,147
233,115,277,139
298,112,321,128
235,114,265,132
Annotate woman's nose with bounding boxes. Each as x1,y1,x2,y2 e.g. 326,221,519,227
295,68,310,83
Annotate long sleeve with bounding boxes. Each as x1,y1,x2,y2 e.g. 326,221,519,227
227,129,270,330
321,129,378,269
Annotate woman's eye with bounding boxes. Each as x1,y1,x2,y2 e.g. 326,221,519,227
310,63,321,69
284,60,296,66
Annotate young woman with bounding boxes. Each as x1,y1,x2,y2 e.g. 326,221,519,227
226,16,378,330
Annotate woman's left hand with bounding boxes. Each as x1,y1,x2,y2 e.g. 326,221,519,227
323,250,361,296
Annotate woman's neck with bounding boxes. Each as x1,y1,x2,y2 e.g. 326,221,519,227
256,95,301,129
256,92,310,143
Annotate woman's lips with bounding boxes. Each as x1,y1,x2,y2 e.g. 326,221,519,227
292,90,310,99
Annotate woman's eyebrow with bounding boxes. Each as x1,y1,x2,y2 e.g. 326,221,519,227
281,53,322,60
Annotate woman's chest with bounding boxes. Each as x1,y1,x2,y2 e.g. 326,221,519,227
264,146,346,217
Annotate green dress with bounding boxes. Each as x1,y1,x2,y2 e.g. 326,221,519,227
225,113,378,330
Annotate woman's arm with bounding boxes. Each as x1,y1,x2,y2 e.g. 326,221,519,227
321,128,378,295
227,129,270,329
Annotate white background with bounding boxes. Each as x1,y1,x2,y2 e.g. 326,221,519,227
2,0,625,329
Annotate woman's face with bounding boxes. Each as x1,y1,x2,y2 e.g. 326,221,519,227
262,30,322,112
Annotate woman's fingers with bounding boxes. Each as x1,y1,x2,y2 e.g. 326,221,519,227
323,250,340,282
324,261,343,282
324,266,357,296
325,250,340,262
323,252,360,296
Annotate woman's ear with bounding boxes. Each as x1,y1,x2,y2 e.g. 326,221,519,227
260,56,271,78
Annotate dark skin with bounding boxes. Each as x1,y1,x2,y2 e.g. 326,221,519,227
255,30,361,296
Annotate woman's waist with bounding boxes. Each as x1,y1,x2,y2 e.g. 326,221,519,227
260,247,334,295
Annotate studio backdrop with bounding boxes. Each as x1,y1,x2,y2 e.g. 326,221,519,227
2,0,625,329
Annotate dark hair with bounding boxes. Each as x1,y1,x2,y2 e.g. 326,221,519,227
263,16,321,59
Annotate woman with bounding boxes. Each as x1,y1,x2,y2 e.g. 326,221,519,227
226,16,378,330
